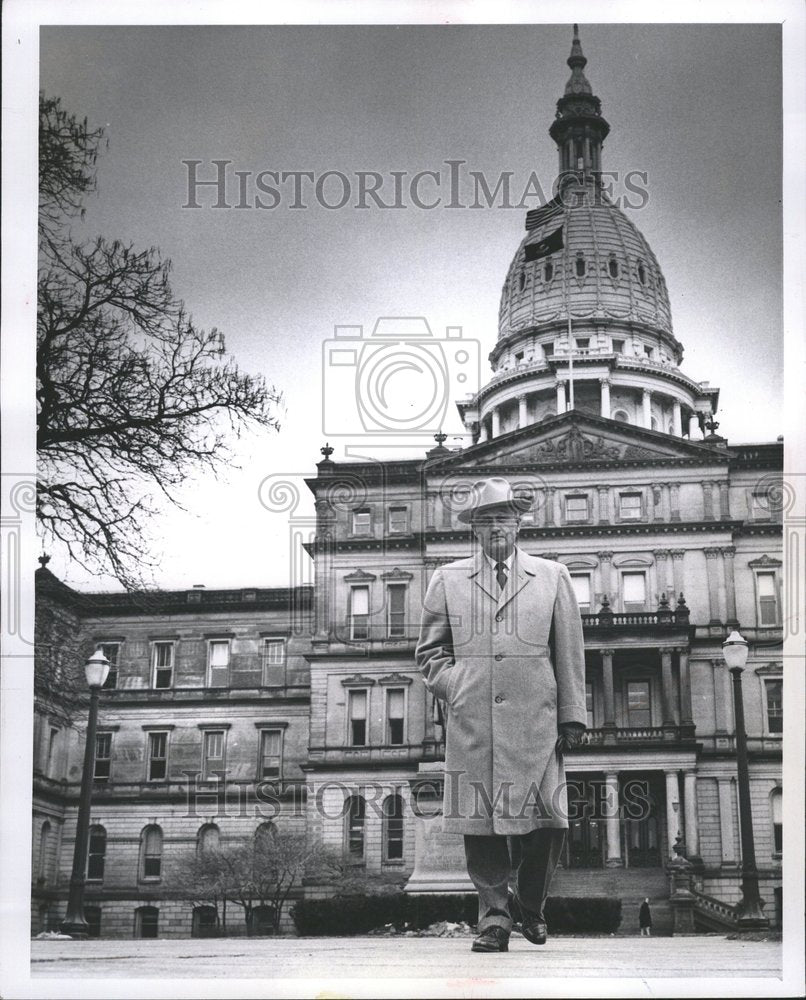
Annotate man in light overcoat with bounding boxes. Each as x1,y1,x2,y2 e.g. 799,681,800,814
416,477,587,952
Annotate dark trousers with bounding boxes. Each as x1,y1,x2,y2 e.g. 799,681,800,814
464,828,566,932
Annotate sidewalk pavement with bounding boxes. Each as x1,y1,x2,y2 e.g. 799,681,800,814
26,934,787,996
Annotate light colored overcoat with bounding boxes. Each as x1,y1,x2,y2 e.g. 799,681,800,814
416,547,587,835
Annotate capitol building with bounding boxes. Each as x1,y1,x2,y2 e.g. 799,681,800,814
32,28,784,939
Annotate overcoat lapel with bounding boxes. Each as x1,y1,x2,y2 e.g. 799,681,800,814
496,548,535,613
468,551,497,603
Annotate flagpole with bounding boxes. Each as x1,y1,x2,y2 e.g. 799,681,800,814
564,212,574,411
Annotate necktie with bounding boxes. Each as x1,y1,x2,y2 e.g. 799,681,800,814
495,561,508,591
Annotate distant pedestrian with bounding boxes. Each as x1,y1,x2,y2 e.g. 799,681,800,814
639,898,652,936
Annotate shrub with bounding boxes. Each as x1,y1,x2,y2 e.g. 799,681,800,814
291,894,621,935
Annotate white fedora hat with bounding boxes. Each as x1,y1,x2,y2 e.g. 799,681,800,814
456,477,533,524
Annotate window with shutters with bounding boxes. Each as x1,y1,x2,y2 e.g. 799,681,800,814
387,584,406,638
348,689,368,746
87,825,106,881
207,640,230,687
619,492,642,521
622,571,647,613
764,679,783,734
202,730,226,779
151,642,174,689
262,637,287,685
386,688,405,745
140,825,163,881
148,731,168,781
350,586,370,640
259,729,283,780
565,494,588,523
351,508,372,536
388,506,408,534
94,732,112,781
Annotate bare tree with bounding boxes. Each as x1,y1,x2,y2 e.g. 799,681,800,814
37,95,283,588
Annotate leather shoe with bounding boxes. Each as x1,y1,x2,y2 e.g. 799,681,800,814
509,893,547,945
471,925,509,952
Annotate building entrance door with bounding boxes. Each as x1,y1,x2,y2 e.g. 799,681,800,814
622,776,662,867
565,776,604,868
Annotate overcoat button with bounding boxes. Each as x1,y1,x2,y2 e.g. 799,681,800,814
495,695,504,704
494,654,503,661
495,614,503,622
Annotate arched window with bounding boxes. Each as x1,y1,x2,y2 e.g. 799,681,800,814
197,823,220,857
544,261,554,282
518,271,526,291
192,905,219,938
139,825,163,881
613,410,630,423
382,794,404,861
345,794,366,860
575,255,586,277
255,821,277,853
637,262,646,285
608,258,619,279
650,416,658,431
38,821,52,882
87,825,106,881
249,904,277,936
770,788,782,857
134,905,159,939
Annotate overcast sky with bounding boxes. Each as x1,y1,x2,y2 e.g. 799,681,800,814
38,21,784,591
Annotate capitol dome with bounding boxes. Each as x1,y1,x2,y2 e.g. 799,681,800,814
457,26,720,445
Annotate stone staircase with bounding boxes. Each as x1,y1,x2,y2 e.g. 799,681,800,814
549,867,673,935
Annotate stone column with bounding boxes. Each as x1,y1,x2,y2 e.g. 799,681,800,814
544,487,555,527
670,549,685,598
665,770,681,861
642,388,652,429
659,482,671,521
702,482,714,521
491,407,501,439
598,551,613,603
599,377,611,419
683,771,700,858
712,659,733,734
651,484,664,522
717,776,737,865
660,649,675,725
718,480,731,520
313,499,335,641
597,486,610,525
518,394,528,429
678,647,693,725
672,399,683,437
601,649,616,728
653,550,669,605
426,492,436,530
669,483,681,521
703,547,722,623
555,380,566,415
721,546,738,624
604,771,623,867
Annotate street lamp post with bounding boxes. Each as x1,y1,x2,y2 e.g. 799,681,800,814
60,649,109,938
722,630,769,929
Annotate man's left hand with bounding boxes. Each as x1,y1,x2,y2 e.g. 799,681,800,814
555,722,586,753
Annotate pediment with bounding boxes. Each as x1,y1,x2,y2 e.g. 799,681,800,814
429,412,730,471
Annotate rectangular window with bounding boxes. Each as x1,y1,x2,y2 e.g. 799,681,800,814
347,796,365,859
612,339,624,354
619,492,643,521
644,345,654,359
622,572,647,612
626,680,651,728
86,828,106,881
387,584,406,638
259,729,282,780
757,572,778,626
47,727,59,777
565,494,588,523
350,586,370,640
94,733,112,782
348,689,368,746
585,682,594,729
262,637,287,685
100,643,120,689
575,337,589,350
751,492,771,520
542,343,554,358
203,730,226,779
765,679,783,734
142,829,162,879
570,574,591,615
148,732,168,781
152,642,174,689
388,506,408,534
207,640,230,688
386,688,405,745
351,509,371,536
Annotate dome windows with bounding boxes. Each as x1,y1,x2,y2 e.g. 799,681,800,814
608,257,619,279
519,271,526,291
637,262,647,285
544,261,554,282
613,410,629,423
575,255,586,278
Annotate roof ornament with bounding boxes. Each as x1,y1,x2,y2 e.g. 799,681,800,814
38,553,51,568
565,23,592,95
